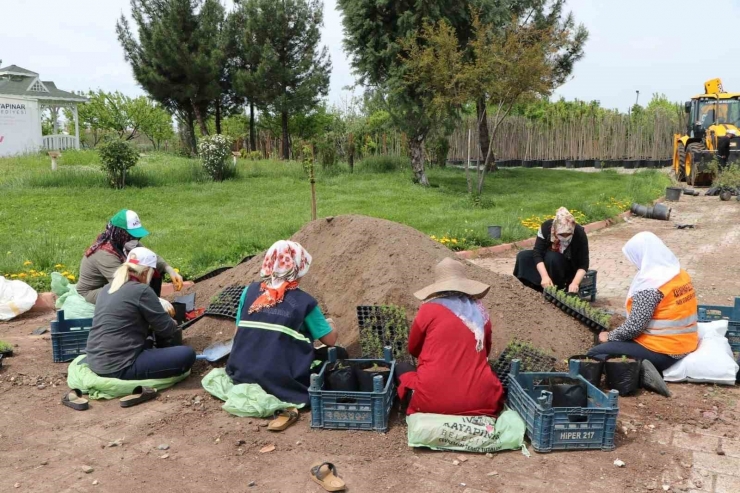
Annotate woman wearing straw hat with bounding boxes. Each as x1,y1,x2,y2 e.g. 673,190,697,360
396,258,504,416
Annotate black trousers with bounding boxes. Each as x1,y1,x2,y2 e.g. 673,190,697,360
514,249,576,292
587,341,679,372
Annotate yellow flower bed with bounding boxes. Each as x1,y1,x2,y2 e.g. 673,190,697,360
520,209,588,232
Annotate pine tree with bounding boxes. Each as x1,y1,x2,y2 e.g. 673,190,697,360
117,0,226,152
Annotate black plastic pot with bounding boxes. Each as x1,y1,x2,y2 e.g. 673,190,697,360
651,203,671,220
355,362,391,392
721,190,733,201
510,159,522,167
684,189,700,196
593,160,602,169
548,377,588,407
565,160,575,169
605,356,641,396
156,328,183,348
665,187,682,202
623,160,637,169
326,362,359,392
522,160,535,168
542,160,556,169
569,355,604,388
0,348,13,357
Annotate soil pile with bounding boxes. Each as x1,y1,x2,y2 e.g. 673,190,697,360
179,215,593,358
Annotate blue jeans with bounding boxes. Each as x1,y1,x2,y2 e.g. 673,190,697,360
103,346,196,380
587,341,679,372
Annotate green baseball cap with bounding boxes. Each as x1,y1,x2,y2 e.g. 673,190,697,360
110,209,149,238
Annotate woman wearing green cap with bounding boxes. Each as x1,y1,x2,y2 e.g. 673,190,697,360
77,209,183,304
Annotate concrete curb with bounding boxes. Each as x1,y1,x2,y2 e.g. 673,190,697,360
456,211,632,260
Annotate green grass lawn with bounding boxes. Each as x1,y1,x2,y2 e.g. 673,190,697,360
0,151,669,291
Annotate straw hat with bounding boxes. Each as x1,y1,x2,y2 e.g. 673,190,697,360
414,258,491,301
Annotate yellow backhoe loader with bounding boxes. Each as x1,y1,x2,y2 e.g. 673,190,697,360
673,78,740,186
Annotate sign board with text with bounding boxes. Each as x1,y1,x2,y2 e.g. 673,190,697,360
0,96,41,157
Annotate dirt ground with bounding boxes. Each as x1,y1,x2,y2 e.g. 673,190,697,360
1,212,738,493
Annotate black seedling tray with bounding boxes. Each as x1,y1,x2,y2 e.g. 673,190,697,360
356,305,413,363
543,291,609,333
490,344,557,393
204,285,247,320
240,255,256,264
193,267,232,283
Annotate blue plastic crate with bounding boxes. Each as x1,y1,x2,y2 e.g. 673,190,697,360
507,359,619,453
51,310,93,363
698,298,740,353
309,347,396,432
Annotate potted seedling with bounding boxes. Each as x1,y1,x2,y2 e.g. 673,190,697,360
355,361,392,392
569,355,604,388
0,340,13,357
326,360,359,392
604,355,641,396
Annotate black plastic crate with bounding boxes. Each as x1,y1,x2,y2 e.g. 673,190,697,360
578,270,597,302
204,285,247,320
193,266,232,283
490,341,557,392
356,305,413,363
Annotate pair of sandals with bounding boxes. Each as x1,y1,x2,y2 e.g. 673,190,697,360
61,386,158,411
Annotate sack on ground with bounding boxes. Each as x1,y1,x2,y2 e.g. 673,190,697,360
406,408,526,454
202,368,304,418
67,355,189,399
664,320,739,385
0,276,38,321
51,273,95,319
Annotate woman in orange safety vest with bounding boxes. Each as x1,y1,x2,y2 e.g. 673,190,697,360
588,232,699,396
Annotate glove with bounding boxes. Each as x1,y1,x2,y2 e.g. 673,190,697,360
166,266,184,292
159,298,175,318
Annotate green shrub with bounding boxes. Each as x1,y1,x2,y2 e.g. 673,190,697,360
357,155,408,173
426,135,450,168
710,161,740,190
98,140,139,189
198,134,235,181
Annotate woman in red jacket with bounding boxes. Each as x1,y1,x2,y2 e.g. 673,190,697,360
397,258,504,416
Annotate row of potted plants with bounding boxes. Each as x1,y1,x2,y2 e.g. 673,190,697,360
544,287,612,330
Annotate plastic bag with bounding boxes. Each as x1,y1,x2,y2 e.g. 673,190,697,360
67,355,189,400
664,321,739,385
202,368,304,418
0,276,38,321
604,357,641,396
51,272,95,319
406,407,527,454
325,362,358,392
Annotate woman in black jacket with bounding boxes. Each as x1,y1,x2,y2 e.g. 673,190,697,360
513,207,589,293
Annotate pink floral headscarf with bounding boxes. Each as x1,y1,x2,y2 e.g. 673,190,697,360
248,240,312,314
551,207,576,254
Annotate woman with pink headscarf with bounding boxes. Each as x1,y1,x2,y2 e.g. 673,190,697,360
514,207,590,293
225,240,340,407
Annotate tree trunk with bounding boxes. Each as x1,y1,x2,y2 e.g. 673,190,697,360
409,134,429,186
215,99,222,135
348,133,355,173
476,97,497,173
192,103,209,137
249,102,256,152
281,111,290,160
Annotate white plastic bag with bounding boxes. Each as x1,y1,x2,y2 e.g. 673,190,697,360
664,320,738,385
0,276,38,321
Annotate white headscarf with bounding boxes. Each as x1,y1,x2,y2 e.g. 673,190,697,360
623,232,681,304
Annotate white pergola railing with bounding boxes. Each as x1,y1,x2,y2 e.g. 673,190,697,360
42,134,78,151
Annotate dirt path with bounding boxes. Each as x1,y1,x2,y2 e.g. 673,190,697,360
1,198,740,492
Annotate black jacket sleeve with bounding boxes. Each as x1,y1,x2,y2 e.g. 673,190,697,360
532,220,553,265
572,225,590,271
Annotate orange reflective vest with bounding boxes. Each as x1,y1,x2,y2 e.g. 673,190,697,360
627,270,699,355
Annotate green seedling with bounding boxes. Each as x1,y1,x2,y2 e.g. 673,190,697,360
0,340,13,352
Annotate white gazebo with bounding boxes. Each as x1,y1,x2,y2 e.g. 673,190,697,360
0,63,87,157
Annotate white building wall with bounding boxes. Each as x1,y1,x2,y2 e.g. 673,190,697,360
0,96,41,157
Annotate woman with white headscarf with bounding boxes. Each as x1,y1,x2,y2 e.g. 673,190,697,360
588,232,699,396
514,207,590,293
225,240,340,409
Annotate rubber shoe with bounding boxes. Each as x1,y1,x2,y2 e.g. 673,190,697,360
640,360,671,397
